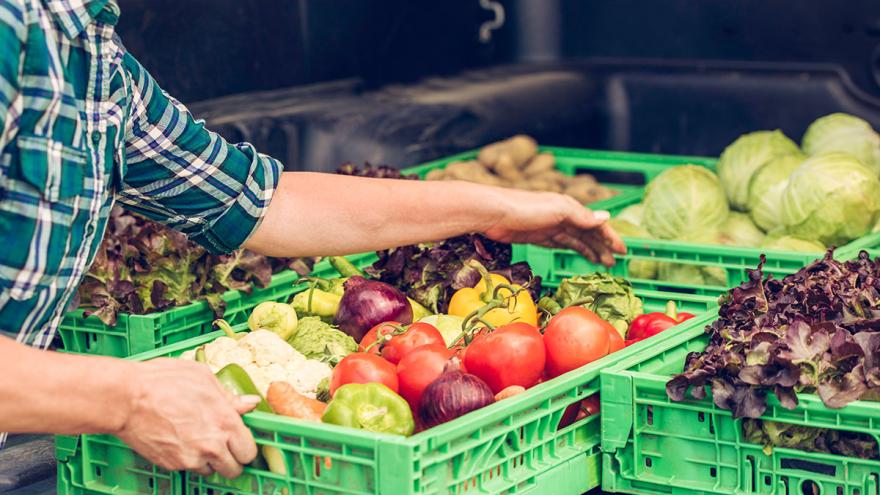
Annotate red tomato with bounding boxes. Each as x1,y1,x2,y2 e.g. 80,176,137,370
606,326,625,354
463,322,545,394
543,306,613,378
397,344,454,411
359,321,445,365
330,352,398,396
382,322,444,364
359,321,399,355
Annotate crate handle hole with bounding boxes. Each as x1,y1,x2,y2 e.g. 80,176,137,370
746,455,756,491
801,481,820,495
646,405,654,425
645,457,652,468
781,458,835,477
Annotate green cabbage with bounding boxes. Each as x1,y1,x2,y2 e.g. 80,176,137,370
615,203,644,226
608,219,658,279
642,165,729,239
781,152,880,246
761,236,825,253
718,212,764,247
655,231,728,287
717,130,801,210
417,314,464,347
802,113,880,176
747,153,804,232
657,262,728,288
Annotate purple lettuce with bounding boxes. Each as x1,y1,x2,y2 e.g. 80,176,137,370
79,207,314,326
668,250,880,418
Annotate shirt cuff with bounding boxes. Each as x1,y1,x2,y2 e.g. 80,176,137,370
189,146,282,255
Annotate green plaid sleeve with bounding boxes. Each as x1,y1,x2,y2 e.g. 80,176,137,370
0,1,24,150
117,52,282,255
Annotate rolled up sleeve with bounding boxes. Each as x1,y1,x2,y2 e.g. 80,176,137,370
117,53,281,254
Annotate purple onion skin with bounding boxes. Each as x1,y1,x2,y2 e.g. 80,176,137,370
418,369,495,428
334,276,413,341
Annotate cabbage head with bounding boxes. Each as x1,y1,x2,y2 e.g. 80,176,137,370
655,230,728,287
718,212,764,247
717,130,801,210
802,113,880,176
615,204,644,226
761,236,825,253
608,218,657,279
747,153,804,232
642,165,729,239
781,152,880,246
657,262,728,288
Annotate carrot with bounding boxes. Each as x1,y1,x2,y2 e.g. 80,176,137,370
267,382,327,422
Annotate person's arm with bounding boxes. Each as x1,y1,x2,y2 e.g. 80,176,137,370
244,173,623,265
0,335,258,479
116,53,623,266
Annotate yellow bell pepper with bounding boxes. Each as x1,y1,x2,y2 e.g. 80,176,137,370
448,272,538,328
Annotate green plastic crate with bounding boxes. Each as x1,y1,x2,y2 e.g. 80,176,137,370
401,146,717,202
527,189,880,296
600,313,880,495
57,269,304,358
56,285,716,495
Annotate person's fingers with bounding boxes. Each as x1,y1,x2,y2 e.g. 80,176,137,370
192,463,214,478
567,207,610,230
601,223,627,254
552,232,599,263
231,394,261,415
227,419,258,465
207,443,245,480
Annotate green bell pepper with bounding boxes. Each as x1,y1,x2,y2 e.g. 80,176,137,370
214,364,273,414
322,383,414,436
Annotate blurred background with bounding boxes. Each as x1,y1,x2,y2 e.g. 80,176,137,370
116,0,880,169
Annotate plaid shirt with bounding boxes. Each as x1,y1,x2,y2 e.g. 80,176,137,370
0,0,282,347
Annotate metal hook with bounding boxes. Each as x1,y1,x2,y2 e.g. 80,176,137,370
478,0,505,43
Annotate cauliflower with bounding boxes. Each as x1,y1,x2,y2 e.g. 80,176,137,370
181,328,331,397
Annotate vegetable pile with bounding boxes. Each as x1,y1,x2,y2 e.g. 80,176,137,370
77,207,313,326
424,135,618,204
667,250,880,418
614,112,880,286
175,236,693,454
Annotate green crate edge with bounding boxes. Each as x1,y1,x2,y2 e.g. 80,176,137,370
56,269,305,358
598,313,880,495
521,186,880,295
400,146,716,180
56,278,717,495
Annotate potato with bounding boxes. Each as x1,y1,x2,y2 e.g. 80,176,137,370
522,153,556,177
478,135,538,170
494,155,525,182
445,160,502,185
425,168,446,181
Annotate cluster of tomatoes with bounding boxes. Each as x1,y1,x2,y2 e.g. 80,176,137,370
328,305,624,420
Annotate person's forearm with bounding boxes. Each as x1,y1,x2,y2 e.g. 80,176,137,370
244,172,508,257
0,335,133,435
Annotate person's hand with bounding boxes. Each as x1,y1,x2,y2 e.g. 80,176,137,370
115,358,259,479
482,189,626,266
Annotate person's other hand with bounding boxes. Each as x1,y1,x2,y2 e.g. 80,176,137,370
483,189,625,266
116,358,259,479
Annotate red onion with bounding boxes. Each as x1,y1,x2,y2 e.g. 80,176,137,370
335,276,412,341
418,359,495,428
